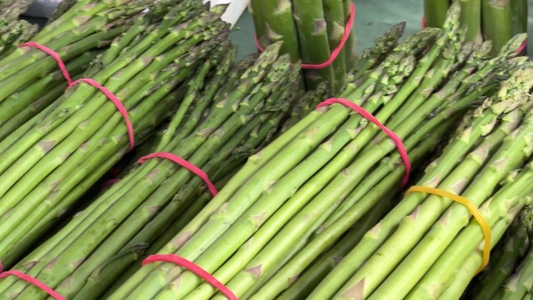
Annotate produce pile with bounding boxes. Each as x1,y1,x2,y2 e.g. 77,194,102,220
0,1,532,300
250,0,357,94
424,0,528,55
0,0,231,266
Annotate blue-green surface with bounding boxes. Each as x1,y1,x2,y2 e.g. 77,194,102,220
229,0,532,60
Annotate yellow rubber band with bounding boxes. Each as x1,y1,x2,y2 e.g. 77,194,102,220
405,186,491,274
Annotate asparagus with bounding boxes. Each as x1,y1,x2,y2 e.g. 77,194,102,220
469,206,532,300
460,0,483,44
108,6,507,299
323,0,347,93
407,159,533,299
309,62,531,298
0,43,305,300
343,0,358,72
258,0,301,62
328,72,533,299
482,0,513,55
424,0,450,28
0,3,230,271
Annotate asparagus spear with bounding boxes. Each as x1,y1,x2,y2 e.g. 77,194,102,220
482,0,513,55
424,0,450,28
291,0,334,90
323,0,347,93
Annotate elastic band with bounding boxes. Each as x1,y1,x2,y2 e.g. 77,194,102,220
316,98,411,188
0,261,65,300
109,168,119,177
102,179,122,188
405,186,491,274
138,152,218,196
18,42,73,85
142,254,237,300
420,16,527,55
68,79,135,151
17,42,135,151
254,2,355,70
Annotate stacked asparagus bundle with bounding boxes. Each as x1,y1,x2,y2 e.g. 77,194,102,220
100,5,526,299
0,42,307,300
467,206,533,299
307,60,533,300
0,0,231,269
424,0,528,55
0,0,150,141
0,0,38,59
250,0,357,94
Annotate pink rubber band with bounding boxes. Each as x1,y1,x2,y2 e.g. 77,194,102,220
102,179,122,188
255,2,355,69
143,255,237,300
316,98,411,188
18,42,73,85
0,260,65,300
68,79,135,151
138,152,218,196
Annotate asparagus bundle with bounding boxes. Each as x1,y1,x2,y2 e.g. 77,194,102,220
0,42,305,300
424,0,528,55
0,0,151,141
250,0,357,94
0,0,231,269
105,5,524,299
0,0,38,59
307,63,533,299
466,206,533,300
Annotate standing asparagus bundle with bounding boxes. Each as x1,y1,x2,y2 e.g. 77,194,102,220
0,42,307,300
0,0,151,141
307,61,533,299
249,0,357,94
424,0,528,54
0,0,231,269
105,5,517,299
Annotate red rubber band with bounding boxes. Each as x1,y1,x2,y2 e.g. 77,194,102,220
18,42,73,85
316,98,411,188
142,255,237,300
68,79,135,151
109,168,119,177
0,260,65,300
255,2,355,69
102,179,122,188
422,16,426,29
138,152,218,196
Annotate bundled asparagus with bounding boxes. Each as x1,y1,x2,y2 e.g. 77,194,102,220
424,0,528,55
466,206,533,300
104,5,524,299
307,61,533,300
250,0,357,94
0,0,38,59
0,42,308,300
0,0,231,269
0,0,150,141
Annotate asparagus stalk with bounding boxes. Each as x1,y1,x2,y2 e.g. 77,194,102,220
460,0,483,44
469,206,532,300
259,0,300,62
407,160,533,299
482,0,513,55
424,0,450,28
343,0,358,72
309,65,532,299
291,0,334,90
323,0,347,93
